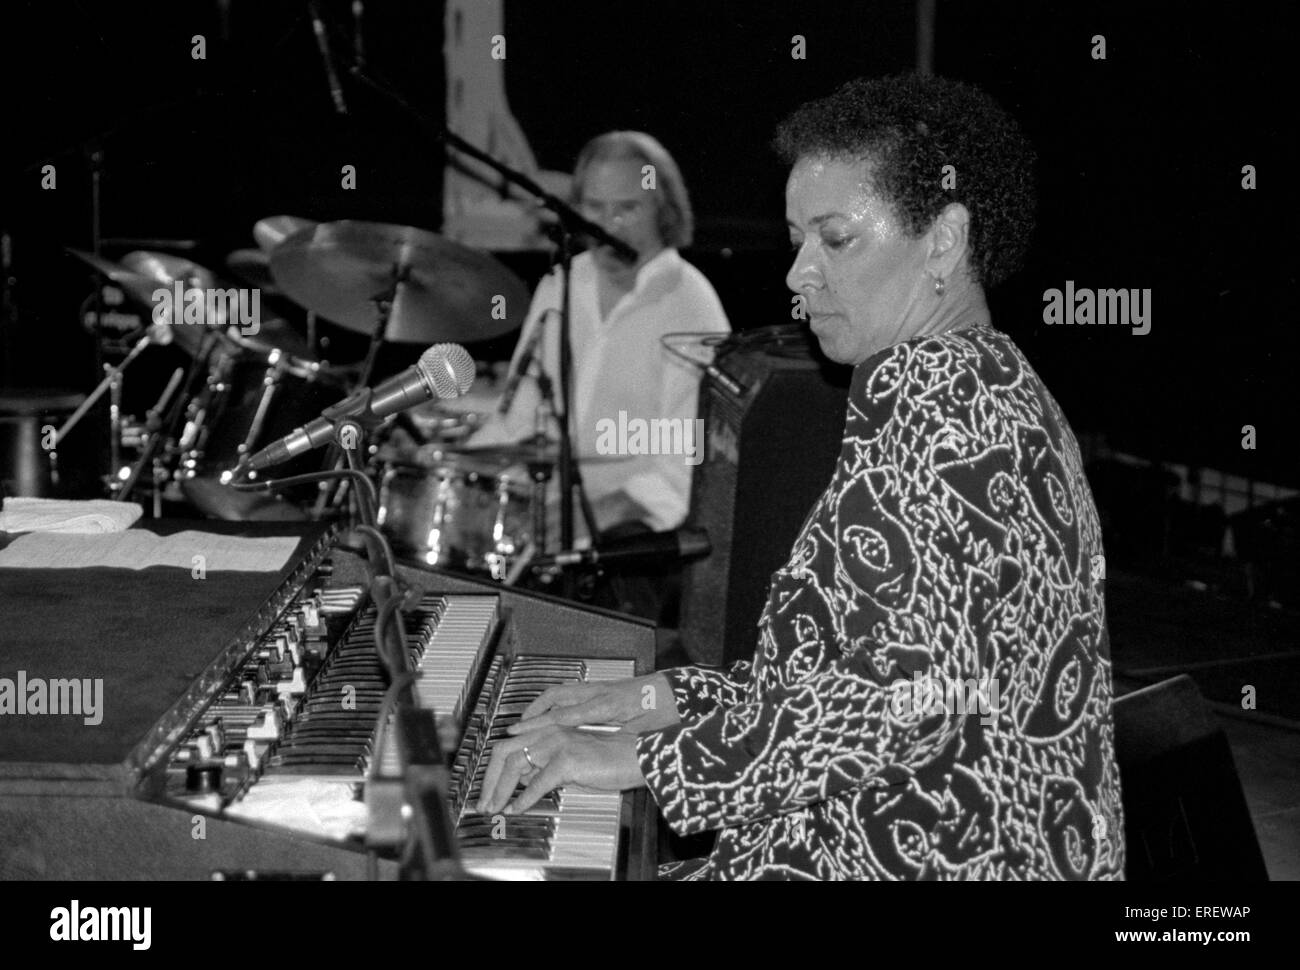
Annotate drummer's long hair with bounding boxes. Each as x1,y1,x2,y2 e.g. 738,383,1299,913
569,131,694,249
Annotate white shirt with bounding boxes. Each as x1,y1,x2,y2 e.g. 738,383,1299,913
472,248,730,534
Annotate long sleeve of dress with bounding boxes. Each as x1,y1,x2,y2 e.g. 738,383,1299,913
662,662,754,721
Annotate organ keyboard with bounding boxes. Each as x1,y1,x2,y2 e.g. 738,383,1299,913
0,522,658,880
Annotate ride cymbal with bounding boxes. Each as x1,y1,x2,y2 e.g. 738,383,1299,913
268,220,529,344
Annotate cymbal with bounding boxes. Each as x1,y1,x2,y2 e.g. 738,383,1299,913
225,248,280,294
68,248,198,344
253,215,318,253
101,237,199,252
223,314,321,365
226,248,335,351
268,220,529,344
67,248,151,290
135,250,333,365
121,250,219,291
119,250,232,355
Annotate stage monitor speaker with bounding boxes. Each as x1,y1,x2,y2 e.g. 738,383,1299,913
1114,674,1268,881
680,327,850,666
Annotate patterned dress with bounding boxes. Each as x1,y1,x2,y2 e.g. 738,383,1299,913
636,323,1126,880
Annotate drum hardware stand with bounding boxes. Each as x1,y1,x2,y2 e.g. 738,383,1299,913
484,475,520,581
528,378,556,556
313,285,399,520
87,142,108,395
552,224,580,584
1,229,15,387
502,540,536,587
235,349,289,469
359,276,402,389
527,362,600,549
115,366,185,506
149,327,227,492
50,325,163,496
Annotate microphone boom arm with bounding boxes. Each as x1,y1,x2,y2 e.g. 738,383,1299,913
346,66,636,263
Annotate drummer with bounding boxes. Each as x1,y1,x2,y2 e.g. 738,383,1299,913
467,131,731,545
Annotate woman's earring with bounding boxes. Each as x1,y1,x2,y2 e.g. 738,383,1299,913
934,276,946,297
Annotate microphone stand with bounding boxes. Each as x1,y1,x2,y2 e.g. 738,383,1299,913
51,328,162,494
527,375,554,558
314,287,399,520
116,366,184,506
345,62,634,598
530,362,598,548
229,458,466,880
87,142,106,410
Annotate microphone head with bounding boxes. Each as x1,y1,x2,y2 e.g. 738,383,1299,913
419,343,475,399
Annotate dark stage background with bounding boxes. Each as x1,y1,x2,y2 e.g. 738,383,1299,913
1,0,1296,486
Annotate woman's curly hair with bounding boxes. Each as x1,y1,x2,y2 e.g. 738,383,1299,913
773,74,1037,288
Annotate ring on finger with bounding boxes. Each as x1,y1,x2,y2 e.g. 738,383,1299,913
522,745,539,771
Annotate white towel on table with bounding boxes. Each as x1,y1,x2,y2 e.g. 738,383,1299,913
0,497,143,534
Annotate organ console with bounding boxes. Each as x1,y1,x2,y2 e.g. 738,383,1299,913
0,522,658,880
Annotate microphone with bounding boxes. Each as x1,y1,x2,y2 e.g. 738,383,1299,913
308,1,348,115
242,343,474,472
533,527,711,570
498,313,551,415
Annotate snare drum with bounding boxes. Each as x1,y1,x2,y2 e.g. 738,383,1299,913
376,458,530,577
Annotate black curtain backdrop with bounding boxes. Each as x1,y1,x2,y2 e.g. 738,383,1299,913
2,0,1296,485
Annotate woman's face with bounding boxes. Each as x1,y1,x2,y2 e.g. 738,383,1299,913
785,155,931,366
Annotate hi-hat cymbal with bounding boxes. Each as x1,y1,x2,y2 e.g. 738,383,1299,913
68,249,175,339
268,220,529,344
253,215,318,253
131,250,323,364
68,247,189,332
226,248,332,357
122,250,220,291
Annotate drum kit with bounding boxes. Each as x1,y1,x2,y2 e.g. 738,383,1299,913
59,216,563,581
